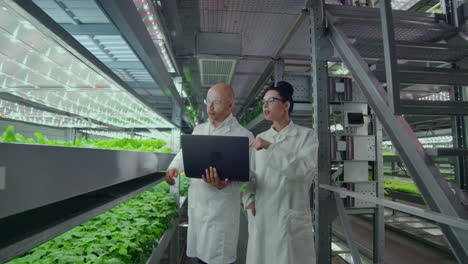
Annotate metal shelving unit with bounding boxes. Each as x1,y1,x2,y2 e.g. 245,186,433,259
311,1,468,263
0,142,175,263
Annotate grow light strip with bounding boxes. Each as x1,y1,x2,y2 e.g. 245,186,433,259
384,136,453,145
137,129,171,140
132,0,176,73
81,129,147,139
417,91,451,101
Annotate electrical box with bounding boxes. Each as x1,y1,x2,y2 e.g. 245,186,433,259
344,161,368,181
337,140,347,151
336,82,345,93
332,136,375,161
353,136,376,161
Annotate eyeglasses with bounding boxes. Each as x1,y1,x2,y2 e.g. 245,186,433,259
204,98,224,106
262,97,285,106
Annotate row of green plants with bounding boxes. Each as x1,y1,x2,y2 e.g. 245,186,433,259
2,125,191,263
384,178,420,195
7,179,191,264
368,171,420,195
0,126,173,153
240,102,263,126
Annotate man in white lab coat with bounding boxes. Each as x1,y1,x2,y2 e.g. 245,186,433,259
166,83,254,264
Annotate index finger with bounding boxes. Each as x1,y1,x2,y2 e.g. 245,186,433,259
211,167,220,185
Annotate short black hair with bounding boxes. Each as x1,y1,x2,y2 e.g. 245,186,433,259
267,81,294,115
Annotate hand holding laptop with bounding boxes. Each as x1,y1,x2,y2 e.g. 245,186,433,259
181,135,250,182
202,166,229,190
166,168,179,185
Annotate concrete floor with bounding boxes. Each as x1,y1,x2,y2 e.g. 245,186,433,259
160,206,249,264
162,200,458,264
333,215,458,264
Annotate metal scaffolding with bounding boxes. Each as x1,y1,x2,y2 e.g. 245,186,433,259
310,0,468,263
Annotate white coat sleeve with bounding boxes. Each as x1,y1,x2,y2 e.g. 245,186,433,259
167,149,184,173
166,125,201,173
242,133,256,208
266,129,318,181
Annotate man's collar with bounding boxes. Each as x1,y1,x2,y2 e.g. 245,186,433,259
209,113,235,130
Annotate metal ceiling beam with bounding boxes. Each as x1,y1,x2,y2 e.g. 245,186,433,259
127,82,162,90
60,23,119,35
162,0,198,57
104,61,146,70
95,0,184,116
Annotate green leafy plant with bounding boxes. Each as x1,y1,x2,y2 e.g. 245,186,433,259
240,102,263,126
427,8,443,14
1,126,17,142
7,182,178,264
2,126,187,263
186,105,198,125
179,176,191,197
384,178,420,195
0,126,173,153
240,183,247,193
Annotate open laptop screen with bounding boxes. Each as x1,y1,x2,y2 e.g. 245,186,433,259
181,135,249,182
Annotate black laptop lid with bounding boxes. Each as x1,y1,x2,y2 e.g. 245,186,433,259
181,135,249,182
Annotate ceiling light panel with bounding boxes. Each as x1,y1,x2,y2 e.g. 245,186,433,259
0,98,103,128
0,1,174,128
9,90,172,128
417,91,450,101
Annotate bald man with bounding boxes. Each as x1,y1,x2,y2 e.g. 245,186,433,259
166,83,253,264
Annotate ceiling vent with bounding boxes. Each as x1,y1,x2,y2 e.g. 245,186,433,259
198,57,237,87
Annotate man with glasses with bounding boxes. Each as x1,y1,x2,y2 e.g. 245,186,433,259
166,83,253,264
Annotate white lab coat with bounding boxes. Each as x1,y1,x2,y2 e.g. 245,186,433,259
168,114,254,264
243,121,318,264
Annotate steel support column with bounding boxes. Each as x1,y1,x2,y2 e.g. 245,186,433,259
372,113,385,264
379,0,400,114
452,85,468,191
310,1,336,263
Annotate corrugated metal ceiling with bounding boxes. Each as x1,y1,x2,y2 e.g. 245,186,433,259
199,0,310,117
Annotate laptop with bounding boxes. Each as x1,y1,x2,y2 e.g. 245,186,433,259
181,135,250,182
